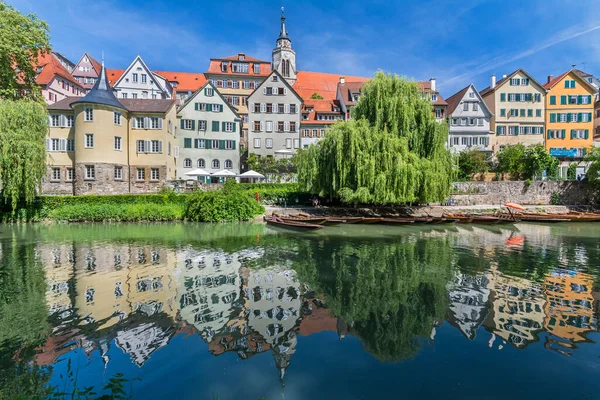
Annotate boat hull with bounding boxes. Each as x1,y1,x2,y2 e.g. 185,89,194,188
266,219,324,231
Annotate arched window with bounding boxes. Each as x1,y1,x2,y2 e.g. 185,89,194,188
197,159,205,168
282,59,290,78
212,159,220,169
184,158,192,168
225,160,233,169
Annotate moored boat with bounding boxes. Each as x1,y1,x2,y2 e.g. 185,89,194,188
265,217,324,231
443,213,474,223
323,218,347,226
379,218,415,225
471,215,519,225
280,216,329,225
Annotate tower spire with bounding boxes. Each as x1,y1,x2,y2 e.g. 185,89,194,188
279,7,289,40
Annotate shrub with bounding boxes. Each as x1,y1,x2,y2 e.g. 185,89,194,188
457,150,490,181
49,203,184,222
184,190,264,222
567,163,577,180
239,183,309,205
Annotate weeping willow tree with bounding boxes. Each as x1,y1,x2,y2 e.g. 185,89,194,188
296,71,452,204
0,100,47,210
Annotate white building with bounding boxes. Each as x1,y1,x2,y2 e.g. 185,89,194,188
445,84,493,153
112,56,173,100
177,82,241,183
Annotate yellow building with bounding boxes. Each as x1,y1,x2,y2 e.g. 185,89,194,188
544,70,595,177
45,61,178,195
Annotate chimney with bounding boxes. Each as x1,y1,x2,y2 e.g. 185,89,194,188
491,74,496,89
430,77,436,92
339,76,345,85
547,75,553,84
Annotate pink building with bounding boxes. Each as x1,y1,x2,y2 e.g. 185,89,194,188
73,53,102,92
35,53,84,104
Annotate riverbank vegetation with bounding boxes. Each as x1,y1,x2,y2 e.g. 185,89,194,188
296,72,453,205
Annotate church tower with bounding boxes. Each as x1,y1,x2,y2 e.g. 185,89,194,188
272,7,297,85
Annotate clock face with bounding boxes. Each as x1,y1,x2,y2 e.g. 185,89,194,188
283,53,289,60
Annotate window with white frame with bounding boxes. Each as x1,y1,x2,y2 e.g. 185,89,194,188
293,139,300,148
85,165,95,179
85,133,94,148
548,130,561,139
135,117,145,129
473,103,478,111
559,113,567,122
221,62,228,72
183,119,193,130
452,118,458,125
244,80,250,89
253,64,260,74
253,138,261,148
184,158,192,168
132,73,138,83
572,130,586,139
150,168,159,181
290,122,296,132
582,113,590,122
150,117,160,129
114,136,122,150
114,166,122,180
463,103,469,111
224,122,234,132
198,120,207,131
285,138,292,148
141,74,147,83
265,138,273,148
431,94,438,101
66,168,74,181
212,104,220,112
50,114,61,127
197,159,205,168
226,140,234,150
67,139,74,152
509,109,518,117
212,159,220,169
84,108,93,121
66,115,74,127
151,140,161,153
225,160,233,169
508,126,519,135
114,112,122,125
52,167,61,180
265,121,273,132
290,104,297,114
212,139,219,148
136,168,145,180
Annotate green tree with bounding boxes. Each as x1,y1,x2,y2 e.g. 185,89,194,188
496,144,526,179
0,2,51,101
567,162,578,180
457,150,490,180
309,92,324,100
585,147,600,190
0,100,48,209
523,144,558,180
297,72,452,204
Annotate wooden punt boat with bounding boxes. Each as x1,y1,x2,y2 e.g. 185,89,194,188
519,215,570,223
265,217,324,231
379,218,415,225
471,215,519,225
411,217,434,224
280,216,329,225
323,218,347,226
428,217,457,224
349,217,385,224
443,214,474,224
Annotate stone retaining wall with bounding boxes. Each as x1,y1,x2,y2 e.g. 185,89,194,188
450,181,597,206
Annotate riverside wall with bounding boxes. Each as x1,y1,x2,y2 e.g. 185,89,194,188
449,181,596,206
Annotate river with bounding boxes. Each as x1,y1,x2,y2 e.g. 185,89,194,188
1,222,600,399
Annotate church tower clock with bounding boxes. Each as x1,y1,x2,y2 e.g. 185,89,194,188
272,7,297,85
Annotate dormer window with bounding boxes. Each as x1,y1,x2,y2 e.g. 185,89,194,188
272,75,279,82
239,54,245,61
469,92,475,98
253,64,260,74
84,56,89,63
221,62,228,72
352,94,360,102
431,94,438,101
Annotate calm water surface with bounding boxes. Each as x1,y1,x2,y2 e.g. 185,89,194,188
1,222,600,399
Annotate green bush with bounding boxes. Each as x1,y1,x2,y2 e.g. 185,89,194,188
184,189,264,223
457,150,490,181
239,183,309,205
49,203,184,222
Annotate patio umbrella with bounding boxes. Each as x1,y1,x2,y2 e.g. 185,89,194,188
504,202,525,211
212,169,237,177
184,169,211,176
239,170,265,179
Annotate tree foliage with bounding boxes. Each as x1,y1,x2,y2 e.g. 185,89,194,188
497,144,557,180
0,100,48,209
457,150,490,180
0,2,51,101
309,92,324,100
296,72,452,204
585,147,600,191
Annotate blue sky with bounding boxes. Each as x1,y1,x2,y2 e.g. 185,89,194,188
9,0,600,96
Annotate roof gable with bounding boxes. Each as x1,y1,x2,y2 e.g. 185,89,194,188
35,53,83,89
543,70,597,92
247,69,303,103
446,84,492,117
480,68,545,97
178,81,240,119
113,56,168,94
294,71,369,101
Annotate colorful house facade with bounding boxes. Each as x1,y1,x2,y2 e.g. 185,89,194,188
544,70,595,175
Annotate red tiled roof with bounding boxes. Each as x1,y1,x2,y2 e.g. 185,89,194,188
301,99,343,125
154,71,207,92
35,53,83,89
211,54,269,63
47,96,78,111
415,81,448,106
445,85,470,115
107,69,125,86
340,81,366,106
87,54,102,75
543,71,569,89
294,71,370,101
206,59,271,76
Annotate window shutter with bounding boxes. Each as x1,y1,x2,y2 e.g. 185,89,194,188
578,113,582,122
206,140,211,149
560,95,566,105
263,88,267,95
180,119,185,129
60,138,67,151
260,121,264,131
195,103,199,111
191,120,195,130
184,138,191,148
570,129,574,139
567,114,571,122
47,115,52,126
232,140,236,150
496,126,501,135
588,95,592,104
145,140,151,153
144,117,150,129
194,139,198,148
204,88,208,96
158,118,163,129
578,95,583,104
212,121,219,132
222,122,226,131
500,93,506,102
585,129,589,139
547,130,551,139
219,104,223,112
562,129,566,139
232,122,236,132
158,141,163,153
588,113,592,121
220,140,225,150
45,138,51,150
284,88,288,95
550,113,556,123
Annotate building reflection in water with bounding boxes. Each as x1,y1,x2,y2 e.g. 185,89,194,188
33,223,600,385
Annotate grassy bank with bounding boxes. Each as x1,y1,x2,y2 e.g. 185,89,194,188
0,183,306,223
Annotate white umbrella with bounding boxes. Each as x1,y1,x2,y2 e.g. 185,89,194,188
212,169,237,177
239,170,265,179
185,168,211,176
